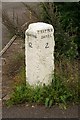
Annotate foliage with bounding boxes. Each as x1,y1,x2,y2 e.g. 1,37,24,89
56,2,80,57
6,72,79,108
40,2,79,59
40,3,57,27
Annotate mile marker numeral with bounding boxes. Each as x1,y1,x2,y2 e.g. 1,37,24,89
45,43,49,48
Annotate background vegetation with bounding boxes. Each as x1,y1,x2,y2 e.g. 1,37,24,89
40,2,80,59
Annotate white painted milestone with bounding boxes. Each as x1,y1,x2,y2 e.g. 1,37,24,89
25,22,55,86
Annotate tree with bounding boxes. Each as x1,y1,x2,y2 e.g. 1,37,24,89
56,2,80,57
40,2,78,59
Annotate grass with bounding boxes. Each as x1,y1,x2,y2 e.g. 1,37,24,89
55,58,78,86
6,65,79,109
6,54,79,108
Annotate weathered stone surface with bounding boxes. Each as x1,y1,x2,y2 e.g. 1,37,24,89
25,22,55,86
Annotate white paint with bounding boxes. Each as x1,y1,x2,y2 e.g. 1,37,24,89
25,22,55,86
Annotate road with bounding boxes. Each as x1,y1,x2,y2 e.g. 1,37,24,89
2,2,27,48
2,103,79,118
2,2,39,48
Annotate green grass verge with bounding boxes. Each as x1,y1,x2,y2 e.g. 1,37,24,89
6,73,79,109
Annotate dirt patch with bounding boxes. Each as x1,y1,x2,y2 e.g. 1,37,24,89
2,37,25,98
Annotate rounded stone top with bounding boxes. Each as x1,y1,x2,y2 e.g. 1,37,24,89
25,22,54,35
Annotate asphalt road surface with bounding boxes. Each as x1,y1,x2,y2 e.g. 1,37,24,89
2,104,79,118
2,2,39,48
